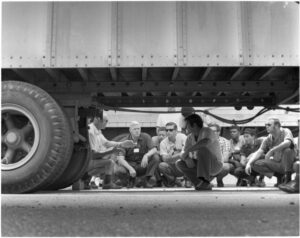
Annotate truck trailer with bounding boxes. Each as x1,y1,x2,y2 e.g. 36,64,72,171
1,1,299,193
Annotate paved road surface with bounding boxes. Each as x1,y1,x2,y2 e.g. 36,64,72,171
1,187,299,237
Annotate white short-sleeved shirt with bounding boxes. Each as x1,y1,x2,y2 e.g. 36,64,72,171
160,133,187,156
88,123,111,153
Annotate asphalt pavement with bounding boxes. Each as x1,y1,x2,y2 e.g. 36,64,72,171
1,186,299,237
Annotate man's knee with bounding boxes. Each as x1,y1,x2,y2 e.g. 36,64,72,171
159,162,169,171
175,160,185,171
234,167,244,177
150,153,161,164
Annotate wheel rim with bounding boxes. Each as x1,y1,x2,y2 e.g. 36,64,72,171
1,104,40,170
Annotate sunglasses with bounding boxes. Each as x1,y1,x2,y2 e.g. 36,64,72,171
166,129,174,132
265,123,272,127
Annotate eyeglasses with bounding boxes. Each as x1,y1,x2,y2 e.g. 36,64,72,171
166,129,174,132
265,123,271,127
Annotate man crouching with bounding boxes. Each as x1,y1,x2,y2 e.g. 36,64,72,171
176,114,223,190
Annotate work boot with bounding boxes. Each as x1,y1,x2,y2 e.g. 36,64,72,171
278,180,299,193
274,173,284,187
195,180,213,191
102,175,122,189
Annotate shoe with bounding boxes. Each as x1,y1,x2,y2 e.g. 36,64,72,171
155,180,163,187
217,180,224,187
89,181,98,189
278,180,299,193
256,180,266,187
127,177,136,188
83,182,91,190
143,181,154,188
195,180,213,191
240,179,248,187
102,182,122,189
236,178,242,186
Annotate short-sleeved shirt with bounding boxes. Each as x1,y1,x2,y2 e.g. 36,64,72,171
260,128,294,162
160,133,187,157
88,123,110,153
240,138,263,158
125,132,154,163
218,136,230,162
229,136,245,154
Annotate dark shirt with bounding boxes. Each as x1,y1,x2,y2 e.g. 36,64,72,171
125,132,154,163
240,138,263,158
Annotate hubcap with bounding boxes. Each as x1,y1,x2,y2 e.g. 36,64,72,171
6,131,20,145
1,104,40,170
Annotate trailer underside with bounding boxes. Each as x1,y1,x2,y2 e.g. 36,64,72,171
2,66,299,108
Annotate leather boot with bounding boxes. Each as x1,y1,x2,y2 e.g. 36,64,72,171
102,175,122,189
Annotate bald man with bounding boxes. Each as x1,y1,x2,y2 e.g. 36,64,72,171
87,113,135,189
117,121,161,188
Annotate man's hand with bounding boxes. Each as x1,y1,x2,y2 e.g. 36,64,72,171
141,154,149,168
245,162,252,175
128,166,136,177
121,140,135,148
265,149,274,160
185,158,195,169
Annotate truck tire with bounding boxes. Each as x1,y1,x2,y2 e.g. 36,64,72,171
1,81,73,193
45,142,90,190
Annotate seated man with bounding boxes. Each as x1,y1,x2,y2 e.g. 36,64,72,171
117,121,161,188
87,113,135,189
245,118,296,187
234,128,265,187
208,123,232,187
159,122,186,187
176,114,223,191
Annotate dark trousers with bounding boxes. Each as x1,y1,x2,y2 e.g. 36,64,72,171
216,162,234,181
252,148,295,178
176,147,223,186
118,153,161,181
159,162,184,185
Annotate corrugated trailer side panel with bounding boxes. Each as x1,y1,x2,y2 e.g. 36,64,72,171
2,2,299,68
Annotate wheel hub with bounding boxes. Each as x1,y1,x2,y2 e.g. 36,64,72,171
5,130,21,147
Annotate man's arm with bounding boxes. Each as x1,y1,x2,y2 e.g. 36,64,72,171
116,156,136,177
245,148,264,175
266,140,292,158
